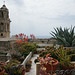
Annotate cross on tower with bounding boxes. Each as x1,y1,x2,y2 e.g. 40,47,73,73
3,0,5,5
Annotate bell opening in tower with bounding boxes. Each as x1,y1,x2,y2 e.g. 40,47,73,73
1,33,3,36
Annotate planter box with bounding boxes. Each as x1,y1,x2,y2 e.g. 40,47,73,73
44,59,59,71
21,69,26,75
26,68,31,72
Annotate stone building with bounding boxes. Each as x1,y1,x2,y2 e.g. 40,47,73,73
0,4,11,62
0,4,10,38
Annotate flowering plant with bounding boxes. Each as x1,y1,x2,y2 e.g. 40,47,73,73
39,65,50,75
15,33,28,44
39,54,55,65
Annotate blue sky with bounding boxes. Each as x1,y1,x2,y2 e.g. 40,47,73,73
0,0,75,36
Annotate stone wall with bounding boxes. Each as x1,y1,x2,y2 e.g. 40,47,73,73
0,55,10,62
29,38,56,44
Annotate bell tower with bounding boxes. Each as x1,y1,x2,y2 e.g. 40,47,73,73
0,4,11,38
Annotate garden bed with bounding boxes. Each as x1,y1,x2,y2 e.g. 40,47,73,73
35,45,75,75
0,52,32,75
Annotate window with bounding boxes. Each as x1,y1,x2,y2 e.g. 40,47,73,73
1,23,3,25
1,33,3,36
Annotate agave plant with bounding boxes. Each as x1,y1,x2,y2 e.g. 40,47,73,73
50,26,75,47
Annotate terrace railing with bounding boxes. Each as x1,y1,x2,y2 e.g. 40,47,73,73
21,52,32,68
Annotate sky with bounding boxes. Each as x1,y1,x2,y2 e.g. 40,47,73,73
0,0,75,37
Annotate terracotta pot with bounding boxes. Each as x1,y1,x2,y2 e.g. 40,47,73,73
0,69,5,75
33,51,37,54
21,69,26,75
0,61,6,68
26,68,31,72
28,61,32,64
44,59,59,72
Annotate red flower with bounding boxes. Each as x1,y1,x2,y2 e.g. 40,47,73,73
24,35,26,37
16,33,35,45
30,34,35,40
16,34,18,37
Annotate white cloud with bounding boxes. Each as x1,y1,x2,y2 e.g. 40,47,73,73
0,0,75,36
22,0,75,17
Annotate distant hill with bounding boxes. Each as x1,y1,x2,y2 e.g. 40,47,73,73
11,35,51,39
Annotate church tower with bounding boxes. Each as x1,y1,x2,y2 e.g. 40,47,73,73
0,5,11,38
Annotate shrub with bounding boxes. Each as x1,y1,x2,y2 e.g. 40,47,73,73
4,59,20,75
45,46,59,60
23,51,29,58
55,47,71,67
26,61,32,68
34,58,39,63
14,42,37,58
11,52,22,61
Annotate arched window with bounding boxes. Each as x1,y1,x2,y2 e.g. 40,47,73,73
1,23,3,25
1,33,3,36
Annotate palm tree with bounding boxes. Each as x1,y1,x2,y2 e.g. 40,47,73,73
50,26,75,47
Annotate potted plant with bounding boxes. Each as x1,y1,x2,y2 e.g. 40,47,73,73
0,67,5,75
4,59,20,75
0,61,6,68
55,47,75,71
28,60,32,64
25,61,32,72
39,65,50,75
34,58,39,63
21,67,26,75
13,65,25,75
39,54,59,72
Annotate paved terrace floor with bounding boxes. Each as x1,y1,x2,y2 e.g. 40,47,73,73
25,54,39,75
